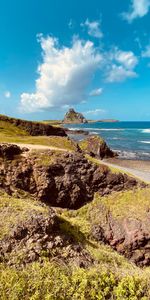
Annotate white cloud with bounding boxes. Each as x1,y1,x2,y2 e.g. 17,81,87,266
81,19,103,38
20,35,102,112
142,44,150,57
106,65,137,82
84,108,105,115
122,0,150,22
4,91,11,98
89,88,103,96
105,48,138,82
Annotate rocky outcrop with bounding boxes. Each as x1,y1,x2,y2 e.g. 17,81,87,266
91,199,150,267
0,146,143,209
63,108,87,124
79,136,116,159
0,144,26,159
0,209,93,267
0,114,66,136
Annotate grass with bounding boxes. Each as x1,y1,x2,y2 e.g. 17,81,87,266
85,154,135,176
92,188,150,221
1,190,150,298
0,133,78,152
0,121,28,137
79,135,105,152
0,117,78,152
0,191,49,239
29,149,65,166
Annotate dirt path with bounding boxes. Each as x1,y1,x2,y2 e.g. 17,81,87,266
8,142,69,152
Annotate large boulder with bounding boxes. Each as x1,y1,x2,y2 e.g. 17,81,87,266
63,108,87,124
79,135,116,159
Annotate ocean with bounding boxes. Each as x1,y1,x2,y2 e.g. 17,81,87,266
64,121,150,160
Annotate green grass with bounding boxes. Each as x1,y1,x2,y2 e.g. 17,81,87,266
1,190,150,298
0,120,28,137
0,191,49,239
92,188,150,221
29,149,65,166
79,136,105,152
1,261,150,300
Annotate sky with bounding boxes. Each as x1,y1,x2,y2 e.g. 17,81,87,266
0,0,150,121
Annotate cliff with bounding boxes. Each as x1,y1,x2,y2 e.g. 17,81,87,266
63,108,87,124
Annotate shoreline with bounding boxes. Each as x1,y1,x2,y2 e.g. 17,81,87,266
103,157,150,183
105,158,150,172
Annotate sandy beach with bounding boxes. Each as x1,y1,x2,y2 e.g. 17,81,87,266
103,158,150,183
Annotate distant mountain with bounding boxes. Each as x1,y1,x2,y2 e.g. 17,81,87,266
63,108,87,124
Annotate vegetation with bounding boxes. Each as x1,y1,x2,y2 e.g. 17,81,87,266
79,135,105,152
0,191,48,240
29,149,65,166
1,189,150,299
1,261,150,300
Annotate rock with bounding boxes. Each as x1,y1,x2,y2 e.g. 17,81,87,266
0,210,93,267
90,195,150,267
0,144,23,159
0,149,144,209
63,108,87,124
79,135,117,159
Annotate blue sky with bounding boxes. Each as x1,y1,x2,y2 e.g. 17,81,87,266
0,0,150,121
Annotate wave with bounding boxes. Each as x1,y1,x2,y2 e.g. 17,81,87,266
141,129,150,133
117,150,138,159
90,131,99,135
67,127,81,131
85,128,124,131
139,141,150,144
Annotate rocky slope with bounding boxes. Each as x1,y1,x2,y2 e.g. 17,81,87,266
63,108,87,124
0,205,92,267
89,190,150,267
0,114,66,136
0,144,142,209
1,142,150,299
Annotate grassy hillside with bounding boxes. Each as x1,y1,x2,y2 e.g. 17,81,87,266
1,189,150,299
0,115,77,151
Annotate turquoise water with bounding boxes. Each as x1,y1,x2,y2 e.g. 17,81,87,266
64,122,150,160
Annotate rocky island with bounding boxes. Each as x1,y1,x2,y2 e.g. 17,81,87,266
63,108,87,123
0,114,150,299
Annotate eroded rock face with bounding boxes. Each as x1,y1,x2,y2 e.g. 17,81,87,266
0,209,93,267
91,203,150,267
0,148,143,209
79,136,116,159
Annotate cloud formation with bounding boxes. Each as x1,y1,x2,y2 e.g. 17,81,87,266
89,88,103,96
20,35,139,112
81,19,103,38
84,108,105,115
105,48,138,82
142,44,150,57
122,0,150,22
4,91,11,98
20,35,102,112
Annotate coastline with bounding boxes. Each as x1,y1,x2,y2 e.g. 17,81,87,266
103,157,150,183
